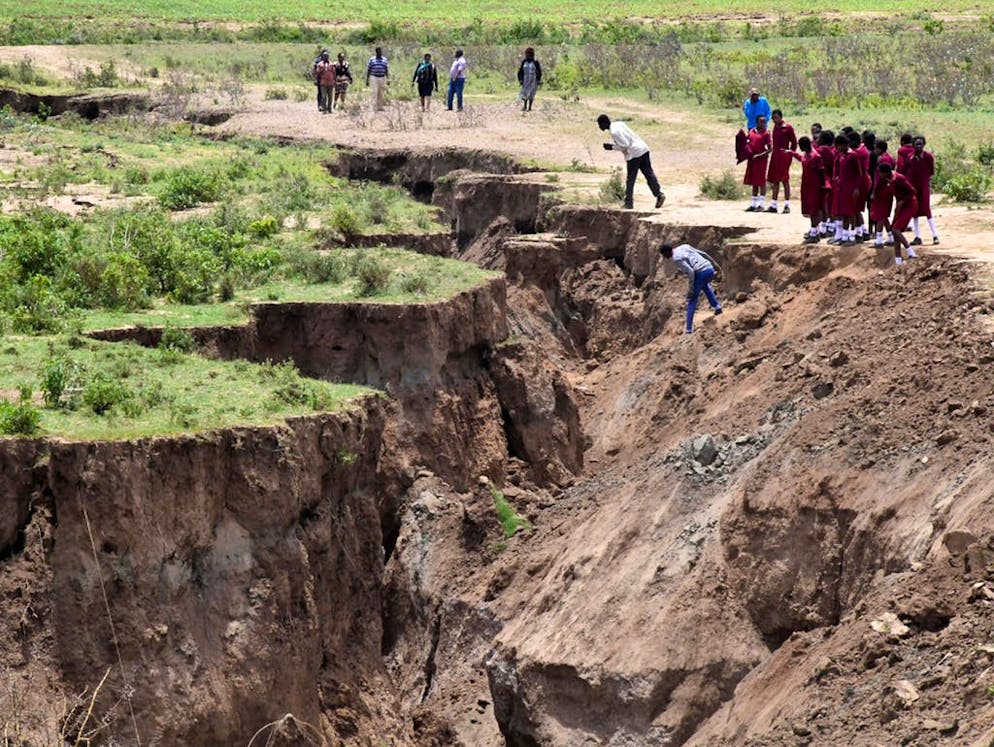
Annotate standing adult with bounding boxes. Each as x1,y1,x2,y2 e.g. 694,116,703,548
314,50,335,114
312,49,329,112
411,53,438,112
743,87,772,130
904,135,939,245
743,114,772,212
766,108,797,213
597,113,666,210
659,243,723,334
332,52,353,110
447,48,468,111
517,47,542,112
366,47,389,111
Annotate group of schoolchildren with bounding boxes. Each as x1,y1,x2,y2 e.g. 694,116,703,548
739,91,938,266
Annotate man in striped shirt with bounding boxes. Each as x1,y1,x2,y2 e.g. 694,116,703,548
366,47,389,111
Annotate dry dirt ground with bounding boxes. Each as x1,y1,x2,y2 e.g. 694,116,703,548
219,90,994,263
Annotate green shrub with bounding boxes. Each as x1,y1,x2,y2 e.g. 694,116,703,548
942,168,992,202
699,170,745,200
248,215,280,239
300,252,347,284
159,327,195,353
353,255,392,296
40,354,85,409
0,399,41,436
599,167,626,203
399,272,432,296
82,374,132,415
264,87,289,100
330,204,361,238
262,360,335,410
491,486,533,538
98,253,151,310
159,167,222,210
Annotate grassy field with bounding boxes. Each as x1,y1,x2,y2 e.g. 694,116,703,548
1,1,987,23
0,335,371,439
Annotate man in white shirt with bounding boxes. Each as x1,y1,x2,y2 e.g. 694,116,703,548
598,113,665,210
446,49,468,111
659,243,723,334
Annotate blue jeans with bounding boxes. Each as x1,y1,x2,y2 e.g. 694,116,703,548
687,267,721,332
447,78,465,109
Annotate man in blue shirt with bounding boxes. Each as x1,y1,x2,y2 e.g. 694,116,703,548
743,87,772,131
659,243,722,334
366,47,389,111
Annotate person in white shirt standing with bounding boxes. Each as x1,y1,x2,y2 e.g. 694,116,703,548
659,243,723,334
446,49,468,111
598,114,665,210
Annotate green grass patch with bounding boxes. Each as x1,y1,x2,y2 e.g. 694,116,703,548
491,485,533,539
0,335,371,440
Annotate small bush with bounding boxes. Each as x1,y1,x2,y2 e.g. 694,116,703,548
264,87,289,100
699,170,745,200
0,399,41,436
159,327,195,353
330,204,361,238
491,486,533,539
262,361,334,410
159,167,221,210
399,272,432,296
942,168,992,202
599,167,626,203
353,255,392,296
82,374,132,415
40,354,85,409
248,215,279,239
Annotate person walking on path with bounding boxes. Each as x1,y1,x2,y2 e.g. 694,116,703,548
314,51,335,113
312,49,329,111
597,114,665,210
412,53,438,112
446,49,468,111
766,108,797,213
743,87,771,130
904,135,939,245
660,243,723,334
366,47,389,111
332,52,353,110
517,47,542,111
743,114,772,211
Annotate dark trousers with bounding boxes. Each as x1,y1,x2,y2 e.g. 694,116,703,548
316,84,323,110
625,152,661,208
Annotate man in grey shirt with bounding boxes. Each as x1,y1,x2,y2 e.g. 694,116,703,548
659,243,722,334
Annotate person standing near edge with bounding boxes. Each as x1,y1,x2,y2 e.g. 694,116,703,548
517,47,542,111
597,113,665,210
332,52,353,110
743,87,771,130
366,47,389,111
766,108,797,213
412,53,438,112
743,114,772,212
447,48,468,111
659,243,723,334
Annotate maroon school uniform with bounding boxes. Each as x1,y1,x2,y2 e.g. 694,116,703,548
854,144,872,204
869,176,894,223
872,153,896,194
766,121,797,183
891,173,919,231
743,128,772,188
817,144,835,214
904,149,935,218
792,150,827,217
832,149,862,217
896,144,914,173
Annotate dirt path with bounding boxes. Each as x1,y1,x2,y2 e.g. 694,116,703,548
221,90,994,267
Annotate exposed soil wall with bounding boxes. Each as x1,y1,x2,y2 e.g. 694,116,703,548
0,87,151,119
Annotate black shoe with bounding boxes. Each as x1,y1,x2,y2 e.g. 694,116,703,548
622,203,634,210
933,237,940,245
803,235,820,244
911,237,923,246
766,206,777,213
714,308,723,316
782,205,791,214
655,193,666,209
745,205,757,212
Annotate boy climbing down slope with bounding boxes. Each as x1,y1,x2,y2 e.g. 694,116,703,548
659,243,723,334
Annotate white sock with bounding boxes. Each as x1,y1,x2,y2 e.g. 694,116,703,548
907,246,917,258
895,256,903,265
751,196,758,207
759,196,766,207
834,226,843,240
809,227,818,237
887,232,894,243
818,221,825,232
783,200,790,209
927,218,938,239
913,218,921,239
771,200,778,210
875,231,884,245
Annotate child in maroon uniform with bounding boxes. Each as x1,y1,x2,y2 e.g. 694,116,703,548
766,109,797,213
743,115,772,211
849,130,871,241
829,134,862,246
792,136,827,243
876,163,918,265
871,140,897,246
816,130,836,237
896,133,914,173
904,135,939,245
